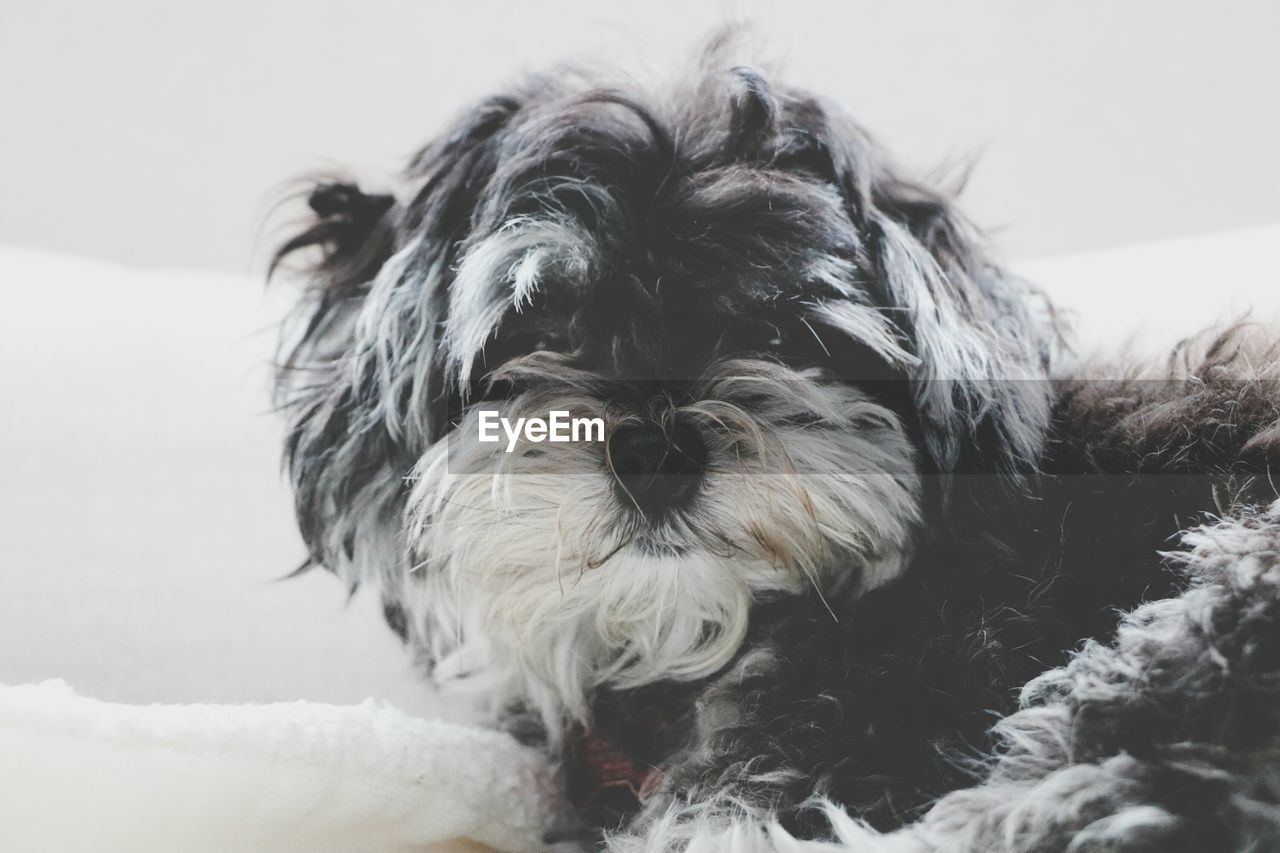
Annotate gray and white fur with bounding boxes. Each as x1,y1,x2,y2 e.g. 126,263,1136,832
271,38,1280,852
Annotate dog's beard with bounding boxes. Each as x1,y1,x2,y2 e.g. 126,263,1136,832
400,358,921,726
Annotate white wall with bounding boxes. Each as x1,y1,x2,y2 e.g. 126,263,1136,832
2,0,1279,273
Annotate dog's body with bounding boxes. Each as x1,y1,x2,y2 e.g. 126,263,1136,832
272,48,1280,851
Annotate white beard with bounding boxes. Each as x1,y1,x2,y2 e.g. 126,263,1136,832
396,359,922,730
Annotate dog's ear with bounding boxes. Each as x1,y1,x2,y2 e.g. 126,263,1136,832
270,181,398,293
270,96,521,587
799,104,1054,521
863,174,1052,491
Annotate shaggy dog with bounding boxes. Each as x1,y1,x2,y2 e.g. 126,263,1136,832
271,42,1280,851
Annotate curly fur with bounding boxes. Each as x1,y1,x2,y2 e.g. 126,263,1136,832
269,36,1280,852
614,500,1280,852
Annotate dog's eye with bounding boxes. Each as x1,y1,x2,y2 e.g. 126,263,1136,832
725,322,787,357
532,331,572,353
495,327,570,357
760,317,842,371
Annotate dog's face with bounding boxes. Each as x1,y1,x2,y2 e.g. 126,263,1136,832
274,62,1051,723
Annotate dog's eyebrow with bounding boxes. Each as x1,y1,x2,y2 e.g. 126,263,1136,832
443,217,598,389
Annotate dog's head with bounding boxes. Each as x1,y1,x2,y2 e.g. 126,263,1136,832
272,57,1052,724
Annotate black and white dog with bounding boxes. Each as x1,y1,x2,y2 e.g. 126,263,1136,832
272,44,1280,851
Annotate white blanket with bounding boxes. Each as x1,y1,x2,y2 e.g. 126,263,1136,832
0,681,566,853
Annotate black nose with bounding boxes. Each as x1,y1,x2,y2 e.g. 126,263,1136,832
608,419,707,518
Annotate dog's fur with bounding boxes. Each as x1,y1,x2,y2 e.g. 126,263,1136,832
270,42,1280,851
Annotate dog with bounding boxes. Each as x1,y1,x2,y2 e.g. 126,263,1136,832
270,41,1280,851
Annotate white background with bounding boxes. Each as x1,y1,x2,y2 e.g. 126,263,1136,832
3,0,1279,271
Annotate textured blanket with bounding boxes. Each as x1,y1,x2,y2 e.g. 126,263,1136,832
0,682,569,853
642,502,1280,852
